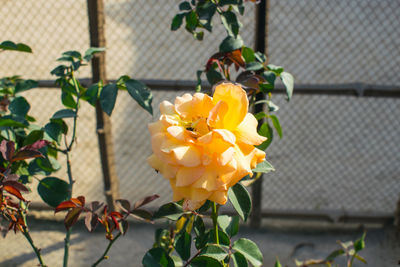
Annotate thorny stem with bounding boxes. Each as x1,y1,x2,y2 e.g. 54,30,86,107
19,208,46,266
67,71,80,152
63,70,80,267
91,232,122,267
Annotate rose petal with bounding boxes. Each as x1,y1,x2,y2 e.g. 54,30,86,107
212,83,248,130
234,113,267,145
160,101,175,115
176,166,205,187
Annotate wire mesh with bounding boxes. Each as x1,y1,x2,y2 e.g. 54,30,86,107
104,0,256,80
268,0,400,86
0,0,398,214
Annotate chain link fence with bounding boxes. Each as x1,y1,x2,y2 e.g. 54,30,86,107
0,0,399,216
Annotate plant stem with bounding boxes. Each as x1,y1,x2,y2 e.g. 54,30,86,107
62,71,80,267
63,229,71,267
211,202,219,245
68,72,80,151
20,208,46,266
63,149,73,267
92,232,122,267
21,229,46,266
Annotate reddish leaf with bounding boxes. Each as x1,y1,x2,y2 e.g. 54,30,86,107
227,49,245,69
4,174,19,181
64,207,82,230
110,214,121,229
3,181,29,192
133,194,160,209
77,196,85,206
70,196,85,207
11,150,43,162
116,199,131,213
85,211,99,232
88,201,103,213
129,209,153,222
0,140,15,161
22,140,50,151
55,200,77,213
3,185,25,201
109,211,123,218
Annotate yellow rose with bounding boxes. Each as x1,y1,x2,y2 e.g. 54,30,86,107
147,83,266,210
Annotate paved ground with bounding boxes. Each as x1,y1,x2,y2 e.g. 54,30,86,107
0,214,399,267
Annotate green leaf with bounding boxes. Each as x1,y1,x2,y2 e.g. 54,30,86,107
51,65,68,77
83,47,105,61
37,177,70,207
325,249,344,261
191,256,223,267
354,254,367,264
125,79,153,115
242,47,255,63
219,0,239,6
219,35,243,53
142,248,174,267
100,83,118,116
232,238,263,267
259,83,274,94
196,70,203,92
267,64,284,74
280,72,294,101
217,215,239,237
9,97,30,117
257,122,273,150
200,245,228,261
194,215,205,236
221,11,241,37
269,114,282,138
228,183,251,222
232,252,248,267
186,10,198,31
171,13,185,31
193,31,204,40
62,51,81,60
261,71,276,85
246,62,264,71
174,231,191,261
23,130,44,146
52,109,76,119
83,83,99,106
0,118,27,128
354,232,366,252
252,160,275,173
179,1,191,10
255,52,266,63
274,258,282,267
15,79,38,94
153,202,184,220
197,2,216,32
36,157,61,172
206,69,224,85
44,122,63,144
61,92,77,109
208,229,230,246
0,41,32,53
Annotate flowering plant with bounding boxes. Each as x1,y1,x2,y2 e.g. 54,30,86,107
148,82,266,210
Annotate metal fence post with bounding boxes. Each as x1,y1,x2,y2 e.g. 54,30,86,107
250,0,269,228
87,0,120,210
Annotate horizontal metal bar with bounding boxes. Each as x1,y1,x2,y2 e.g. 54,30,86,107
37,79,400,98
